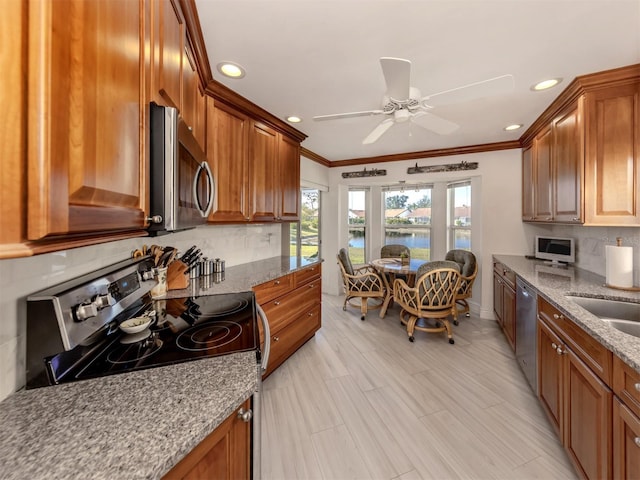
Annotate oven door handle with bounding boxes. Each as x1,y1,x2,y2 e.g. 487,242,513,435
192,160,215,218
256,304,270,372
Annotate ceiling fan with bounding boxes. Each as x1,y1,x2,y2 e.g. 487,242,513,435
313,57,514,144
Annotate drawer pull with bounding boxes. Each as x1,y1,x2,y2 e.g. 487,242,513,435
634,383,640,392
556,346,566,355
553,313,564,320
308,312,314,316
309,283,315,288
551,342,558,350
273,336,280,342
274,301,280,306
274,280,280,285
635,437,640,448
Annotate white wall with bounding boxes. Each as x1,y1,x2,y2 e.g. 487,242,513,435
0,223,282,401
321,149,528,320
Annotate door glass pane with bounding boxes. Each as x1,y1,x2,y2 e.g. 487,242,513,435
383,187,431,261
348,190,366,263
301,189,320,261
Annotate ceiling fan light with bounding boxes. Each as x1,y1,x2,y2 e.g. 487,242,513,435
217,62,246,79
394,109,410,123
531,78,562,91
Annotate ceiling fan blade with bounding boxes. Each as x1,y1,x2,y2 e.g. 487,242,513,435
313,109,383,121
380,57,411,100
423,74,514,107
362,118,395,144
411,111,459,135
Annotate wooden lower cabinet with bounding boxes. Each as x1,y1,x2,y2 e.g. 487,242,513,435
614,398,640,480
163,399,251,480
493,260,516,350
537,297,613,479
254,263,322,377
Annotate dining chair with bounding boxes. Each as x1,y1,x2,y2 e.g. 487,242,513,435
337,248,388,320
444,249,478,324
393,260,461,343
380,244,410,259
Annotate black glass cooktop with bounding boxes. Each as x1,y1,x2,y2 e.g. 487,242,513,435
47,291,258,384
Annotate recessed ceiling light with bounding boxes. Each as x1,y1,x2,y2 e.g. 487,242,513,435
286,116,302,123
217,62,245,79
504,124,523,131
531,78,562,91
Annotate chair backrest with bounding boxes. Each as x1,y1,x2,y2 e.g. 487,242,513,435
337,248,354,275
444,249,477,279
415,260,461,309
381,244,410,258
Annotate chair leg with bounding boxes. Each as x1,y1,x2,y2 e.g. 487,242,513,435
379,293,392,319
343,296,348,311
360,298,368,321
406,315,417,342
443,319,455,344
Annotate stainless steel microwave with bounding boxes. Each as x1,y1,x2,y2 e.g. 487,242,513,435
148,102,214,236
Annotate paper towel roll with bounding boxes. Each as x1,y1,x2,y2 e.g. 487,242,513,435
605,244,633,288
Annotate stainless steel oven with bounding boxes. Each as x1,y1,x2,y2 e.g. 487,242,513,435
148,102,214,236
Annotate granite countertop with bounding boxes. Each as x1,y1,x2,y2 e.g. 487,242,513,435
494,255,640,373
0,351,258,480
0,256,323,479
165,255,322,298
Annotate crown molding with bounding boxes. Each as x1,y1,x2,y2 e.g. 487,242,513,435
300,147,331,166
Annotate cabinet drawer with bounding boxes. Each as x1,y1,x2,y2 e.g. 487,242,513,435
267,304,321,374
538,297,612,385
613,355,640,418
261,281,321,334
253,273,294,304
294,263,322,287
493,261,515,288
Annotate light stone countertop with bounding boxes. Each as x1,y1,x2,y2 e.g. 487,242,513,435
494,255,640,373
0,256,323,479
0,351,258,480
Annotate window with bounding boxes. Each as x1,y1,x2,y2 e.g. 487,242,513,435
348,188,367,263
288,188,321,262
448,181,471,251
383,185,432,261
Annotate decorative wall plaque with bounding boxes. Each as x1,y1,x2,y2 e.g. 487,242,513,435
342,167,387,179
407,161,478,174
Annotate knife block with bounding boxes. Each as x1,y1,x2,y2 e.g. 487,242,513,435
167,260,189,290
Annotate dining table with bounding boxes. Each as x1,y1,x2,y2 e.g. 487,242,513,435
369,257,427,317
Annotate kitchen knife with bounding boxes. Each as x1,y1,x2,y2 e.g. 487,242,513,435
180,245,197,262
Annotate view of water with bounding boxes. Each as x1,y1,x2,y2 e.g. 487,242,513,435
348,235,471,249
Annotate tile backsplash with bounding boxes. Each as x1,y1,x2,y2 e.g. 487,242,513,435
0,223,281,401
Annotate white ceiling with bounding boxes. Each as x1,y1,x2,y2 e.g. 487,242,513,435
195,0,640,162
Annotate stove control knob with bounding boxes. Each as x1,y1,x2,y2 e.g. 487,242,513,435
94,293,115,310
75,302,98,322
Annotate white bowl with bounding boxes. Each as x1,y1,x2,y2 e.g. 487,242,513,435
120,316,153,334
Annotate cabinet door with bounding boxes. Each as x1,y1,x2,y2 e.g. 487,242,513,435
584,83,640,225
181,48,205,149
493,272,504,326
522,145,535,221
502,283,516,350
614,397,640,480
538,319,564,438
163,399,251,480
553,103,583,223
153,0,184,110
278,134,301,221
206,98,250,222
534,126,553,221
565,349,612,480
27,0,146,240
249,121,278,222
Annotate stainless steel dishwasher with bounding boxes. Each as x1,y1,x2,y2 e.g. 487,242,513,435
515,277,538,394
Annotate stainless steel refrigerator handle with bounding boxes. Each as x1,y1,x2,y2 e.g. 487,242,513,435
256,304,270,372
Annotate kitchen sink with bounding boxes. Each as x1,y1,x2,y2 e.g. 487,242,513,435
565,295,640,337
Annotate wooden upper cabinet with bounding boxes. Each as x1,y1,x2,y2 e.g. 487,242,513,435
553,102,583,223
153,0,184,110
206,98,250,223
27,0,146,240
182,48,205,150
249,121,279,222
521,145,535,221
533,126,553,221
279,134,301,221
584,83,640,225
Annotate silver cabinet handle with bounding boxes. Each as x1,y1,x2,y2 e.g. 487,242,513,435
551,342,558,350
273,336,280,342
274,301,280,306
237,408,253,423
553,313,564,320
635,383,640,392
635,437,640,448
556,346,566,355
274,280,280,285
